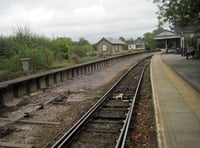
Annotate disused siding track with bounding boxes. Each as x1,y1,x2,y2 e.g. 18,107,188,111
52,59,149,148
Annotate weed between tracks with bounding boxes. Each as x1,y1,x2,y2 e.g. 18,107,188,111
128,62,158,148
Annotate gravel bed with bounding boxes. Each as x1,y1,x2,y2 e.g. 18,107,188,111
128,64,158,148
0,53,153,147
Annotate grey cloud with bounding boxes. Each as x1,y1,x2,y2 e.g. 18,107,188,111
0,0,158,43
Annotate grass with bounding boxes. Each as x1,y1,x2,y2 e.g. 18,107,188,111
0,70,27,82
50,56,100,68
50,60,73,68
0,53,148,82
0,56,101,82
79,56,100,63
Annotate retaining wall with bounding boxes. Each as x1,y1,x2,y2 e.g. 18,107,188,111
0,52,150,106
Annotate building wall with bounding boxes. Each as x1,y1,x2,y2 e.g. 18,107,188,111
128,44,135,50
111,44,122,54
135,43,145,50
97,40,122,55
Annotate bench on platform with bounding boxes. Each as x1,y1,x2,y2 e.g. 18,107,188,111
186,50,195,60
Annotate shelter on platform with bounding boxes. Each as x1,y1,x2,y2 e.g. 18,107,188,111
174,23,200,57
154,30,181,53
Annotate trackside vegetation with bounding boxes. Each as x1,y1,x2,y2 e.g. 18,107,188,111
0,27,96,81
0,26,161,82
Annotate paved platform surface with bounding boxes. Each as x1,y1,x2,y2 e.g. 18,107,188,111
151,53,200,148
162,54,200,92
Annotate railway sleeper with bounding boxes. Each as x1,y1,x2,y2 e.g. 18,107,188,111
112,89,131,93
98,109,126,115
80,131,117,139
77,137,116,145
105,100,130,107
70,141,114,148
84,127,120,133
109,95,134,101
89,119,122,124
113,87,135,92
100,107,128,111
78,137,115,144
86,122,122,130
94,114,126,120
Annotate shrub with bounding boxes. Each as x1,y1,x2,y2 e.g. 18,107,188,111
4,55,22,72
72,46,87,58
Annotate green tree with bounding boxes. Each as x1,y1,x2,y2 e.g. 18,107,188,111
51,37,72,60
119,37,126,42
71,46,87,58
72,38,95,57
0,36,15,58
153,0,200,29
126,38,134,44
78,38,90,46
0,26,53,71
143,27,164,50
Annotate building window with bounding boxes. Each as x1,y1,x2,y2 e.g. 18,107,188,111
102,44,107,51
115,45,118,51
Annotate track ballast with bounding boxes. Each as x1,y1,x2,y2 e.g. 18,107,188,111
52,58,149,148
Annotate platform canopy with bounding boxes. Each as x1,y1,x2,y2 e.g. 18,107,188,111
154,30,181,53
154,30,181,40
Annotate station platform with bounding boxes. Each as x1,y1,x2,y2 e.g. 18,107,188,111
151,53,200,148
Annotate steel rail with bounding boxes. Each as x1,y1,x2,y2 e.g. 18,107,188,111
52,62,139,148
0,95,58,127
115,64,147,148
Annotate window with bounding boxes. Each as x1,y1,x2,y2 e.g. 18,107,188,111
115,45,118,51
102,44,107,51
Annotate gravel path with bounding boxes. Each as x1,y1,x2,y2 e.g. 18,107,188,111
0,53,154,148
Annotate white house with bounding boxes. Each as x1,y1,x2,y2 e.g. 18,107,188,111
128,39,145,50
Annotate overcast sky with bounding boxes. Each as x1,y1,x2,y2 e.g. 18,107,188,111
0,0,159,43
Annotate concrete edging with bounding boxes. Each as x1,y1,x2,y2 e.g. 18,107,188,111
150,54,166,148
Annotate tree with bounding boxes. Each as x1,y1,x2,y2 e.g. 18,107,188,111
125,38,134,44
78,38,90,46
143,27,165,50
51,37,72,60
72,38,95,57
153,0,200,29
119,37,126,42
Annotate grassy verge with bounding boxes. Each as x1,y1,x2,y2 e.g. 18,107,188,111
0,56,101,82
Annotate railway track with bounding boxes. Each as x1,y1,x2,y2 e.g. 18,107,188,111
52,58,149,148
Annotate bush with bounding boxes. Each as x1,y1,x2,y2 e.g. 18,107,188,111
51,37,72,61
0,70,27,82
18,47,53,70
44,48,53,66
72,46,87,58
4,55,22,72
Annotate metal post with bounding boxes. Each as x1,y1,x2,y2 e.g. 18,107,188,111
181,32,185,56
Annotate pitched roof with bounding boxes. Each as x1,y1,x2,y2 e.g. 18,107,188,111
95,37,125,45
154,30,181,40
104,38,125,44
133,39,144,44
